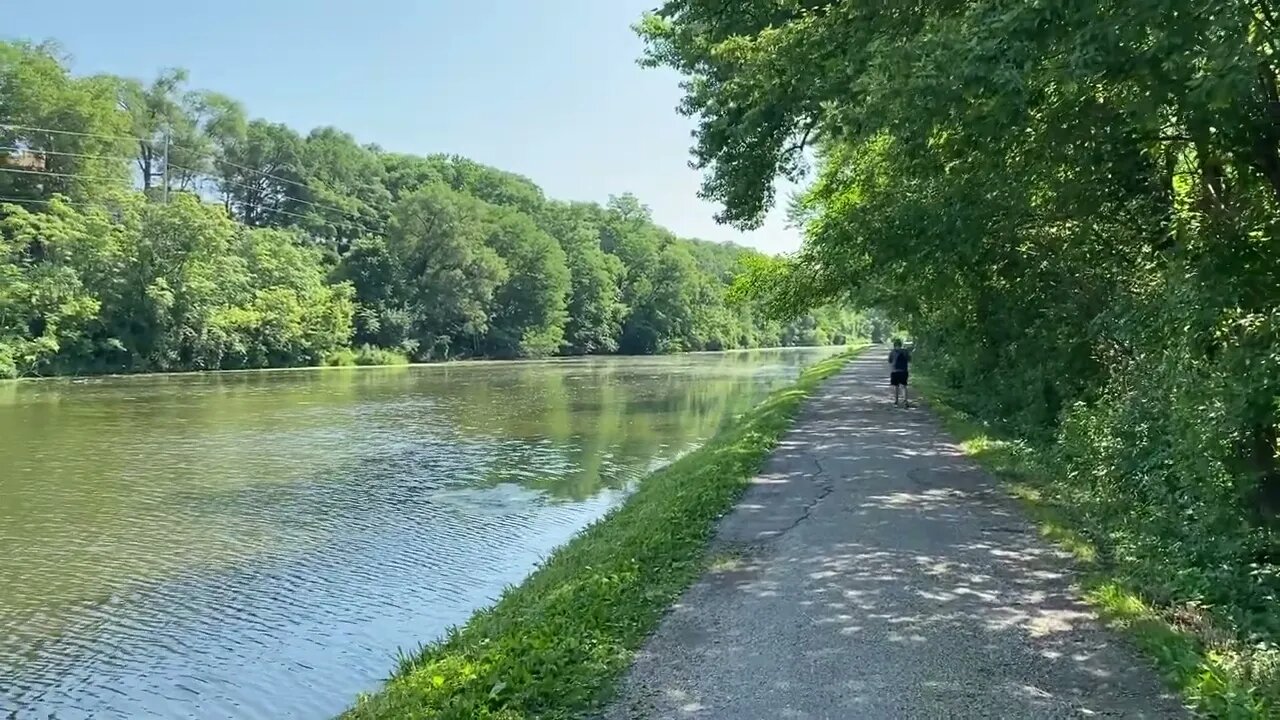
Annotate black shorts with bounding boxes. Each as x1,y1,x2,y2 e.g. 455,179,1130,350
890,370,909,386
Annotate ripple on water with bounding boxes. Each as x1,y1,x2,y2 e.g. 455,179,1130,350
0,349,839,719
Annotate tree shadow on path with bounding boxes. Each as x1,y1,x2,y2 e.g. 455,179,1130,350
605,352,1187,720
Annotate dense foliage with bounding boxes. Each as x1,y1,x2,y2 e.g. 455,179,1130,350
0,40,863,378
638,0,1280,713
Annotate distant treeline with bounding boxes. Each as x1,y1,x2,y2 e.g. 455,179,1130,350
0,40,863,378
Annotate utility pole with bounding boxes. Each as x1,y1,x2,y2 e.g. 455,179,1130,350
162,128,170,204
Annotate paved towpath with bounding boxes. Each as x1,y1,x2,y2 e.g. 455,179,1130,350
604,350,1186,719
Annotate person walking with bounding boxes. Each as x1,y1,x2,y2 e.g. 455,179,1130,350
888,338,911,407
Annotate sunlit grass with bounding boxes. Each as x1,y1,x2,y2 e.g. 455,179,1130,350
914,371,1277,718
705,550,749,573
324,344,411,367
342,347,865,720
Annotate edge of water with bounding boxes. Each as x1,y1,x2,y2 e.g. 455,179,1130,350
339,345,866,719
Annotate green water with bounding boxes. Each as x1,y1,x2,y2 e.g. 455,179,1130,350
0,347,839,720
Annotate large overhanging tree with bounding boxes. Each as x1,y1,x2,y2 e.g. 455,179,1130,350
637,0,1280,425
638,6,1280,696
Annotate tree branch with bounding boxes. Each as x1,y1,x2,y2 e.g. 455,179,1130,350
785,116,818,157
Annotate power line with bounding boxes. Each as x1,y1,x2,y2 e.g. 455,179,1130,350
205,152,310,196
0,166,137,186
0,143,382,233
0,191,360,234
0,163,380,238
214,195,382,230
170,164,382,236
0,145,140,165
0,195,136,219
0,180,315,225
197,155,386,231
198,189,328,226
2,134,384,236
0,194,84,208
186,173,383,237
0,122,140,144
1,121,383,230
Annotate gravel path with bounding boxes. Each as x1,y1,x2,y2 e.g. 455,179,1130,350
604,351,1187,719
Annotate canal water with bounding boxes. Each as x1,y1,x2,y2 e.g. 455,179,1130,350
0,348,838,719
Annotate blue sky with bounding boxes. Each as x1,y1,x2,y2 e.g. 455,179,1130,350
4,0,802,253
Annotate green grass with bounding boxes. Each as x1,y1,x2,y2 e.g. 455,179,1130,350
342,347,865,720
324,344,411,367
914,371,1278,719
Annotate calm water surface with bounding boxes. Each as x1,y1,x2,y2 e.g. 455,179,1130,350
0,348,839,719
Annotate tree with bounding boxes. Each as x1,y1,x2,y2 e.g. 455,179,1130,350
386,185,508,359
638,2,1280,692
0,36,860,380
0,41,133,202
481,208,570,358
335,235,407,349
535,202,628,355
0,197,114,376
561,224,627,355
434,155,546,217
174,91,246,192
291,127,389,253
216,120,305,228
620,243,702,354
382,153,445,201
238,227,354,366
116,68,203,193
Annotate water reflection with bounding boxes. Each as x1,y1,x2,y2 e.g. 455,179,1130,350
0,348,838,719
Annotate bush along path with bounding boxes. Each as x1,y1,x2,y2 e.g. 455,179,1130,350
603,350,1187,719
914,369,1279,718
342,348,864,720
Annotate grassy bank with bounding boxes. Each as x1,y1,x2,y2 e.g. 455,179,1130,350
342,347,862,719
324,345,412,367
913,371,1278,719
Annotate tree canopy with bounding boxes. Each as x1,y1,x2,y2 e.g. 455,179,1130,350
638,1,1280,710
0,39,863,378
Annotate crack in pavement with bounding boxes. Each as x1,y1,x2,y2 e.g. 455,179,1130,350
775,455,835,538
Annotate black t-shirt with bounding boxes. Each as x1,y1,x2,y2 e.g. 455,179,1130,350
890,348,911,371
